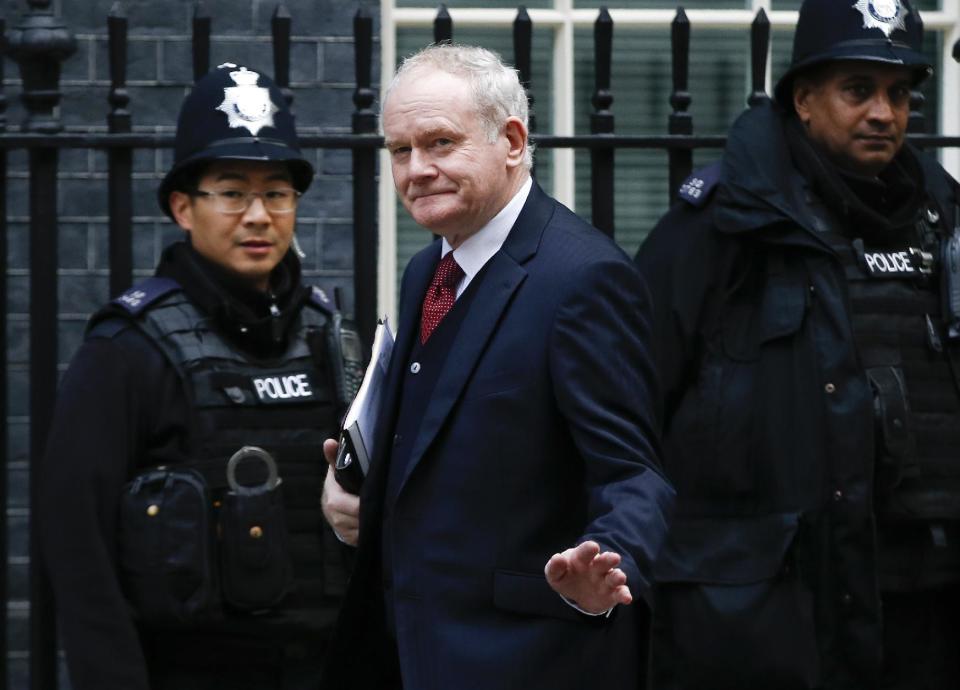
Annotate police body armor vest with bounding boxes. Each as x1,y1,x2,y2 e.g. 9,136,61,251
822,208,960,525
115,278,345,631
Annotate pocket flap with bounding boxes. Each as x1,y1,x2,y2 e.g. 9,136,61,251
463,367,527,401
654,512,800,585
722,277,806,360
493,570,593,624
759,279,806,341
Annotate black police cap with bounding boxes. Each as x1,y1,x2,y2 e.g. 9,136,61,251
158,63,314,218
774,0,932,110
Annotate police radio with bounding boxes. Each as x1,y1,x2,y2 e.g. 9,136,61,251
326,310,366,415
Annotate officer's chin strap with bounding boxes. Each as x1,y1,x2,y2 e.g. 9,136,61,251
291,234,307,260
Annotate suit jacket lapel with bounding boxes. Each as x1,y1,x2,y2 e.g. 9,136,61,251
392,182,556,499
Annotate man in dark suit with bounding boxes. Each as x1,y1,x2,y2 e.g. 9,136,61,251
320,44,673,690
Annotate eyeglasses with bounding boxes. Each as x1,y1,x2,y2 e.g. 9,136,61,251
192,188,302,214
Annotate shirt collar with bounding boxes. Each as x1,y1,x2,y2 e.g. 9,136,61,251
441,176,533,279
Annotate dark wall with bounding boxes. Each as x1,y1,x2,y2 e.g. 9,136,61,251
3,1,379,687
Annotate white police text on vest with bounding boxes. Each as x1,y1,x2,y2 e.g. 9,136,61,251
252,373,315,402
864,250,917,277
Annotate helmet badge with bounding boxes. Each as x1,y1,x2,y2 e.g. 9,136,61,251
852,0,909,38
216,66,279,136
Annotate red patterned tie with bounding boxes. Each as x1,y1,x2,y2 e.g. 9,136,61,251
420,253,464,344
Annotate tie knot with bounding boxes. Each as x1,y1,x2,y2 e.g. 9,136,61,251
433,253,463,290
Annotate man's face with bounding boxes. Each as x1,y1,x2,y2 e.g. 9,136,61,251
382,68,526,246
169,160,297,291
794,61,914,177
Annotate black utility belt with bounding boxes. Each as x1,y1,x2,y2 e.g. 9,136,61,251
118,446,294,626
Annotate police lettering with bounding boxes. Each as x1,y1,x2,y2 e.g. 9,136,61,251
864,251,915,275
253,373,313,401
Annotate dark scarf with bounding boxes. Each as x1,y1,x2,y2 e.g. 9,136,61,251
784,116,925,243
155,240,310,359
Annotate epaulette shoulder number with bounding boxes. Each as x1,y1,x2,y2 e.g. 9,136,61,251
307,285,335,315
111,276,181,316
677,161,722,208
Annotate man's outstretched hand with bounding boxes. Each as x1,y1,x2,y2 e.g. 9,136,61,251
544,541,632,614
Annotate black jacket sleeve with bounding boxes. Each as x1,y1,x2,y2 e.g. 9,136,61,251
634,202,729,426
38,325,188,690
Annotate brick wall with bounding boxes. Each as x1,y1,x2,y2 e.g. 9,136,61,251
3,0,379,686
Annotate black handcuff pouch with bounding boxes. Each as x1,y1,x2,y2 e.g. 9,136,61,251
218,446,294,611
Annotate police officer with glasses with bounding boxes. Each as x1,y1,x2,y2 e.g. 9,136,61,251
638,1,960,688
39,63,356,690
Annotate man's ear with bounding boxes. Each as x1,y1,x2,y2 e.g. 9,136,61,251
503,116,528,169
169,191,194,232
793,80,815,126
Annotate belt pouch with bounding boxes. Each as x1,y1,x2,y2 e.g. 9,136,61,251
119,467,219,625
219,482,293,611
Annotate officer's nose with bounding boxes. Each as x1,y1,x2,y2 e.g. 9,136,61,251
867,94,896,126
242,194,271,223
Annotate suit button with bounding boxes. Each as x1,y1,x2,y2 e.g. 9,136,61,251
824,382,836,394
393,433,402,446
410,362,421,374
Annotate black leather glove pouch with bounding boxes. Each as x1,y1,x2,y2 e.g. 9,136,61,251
118,467,220,625
219,482,294,611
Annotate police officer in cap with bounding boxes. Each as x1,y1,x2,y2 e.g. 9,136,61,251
637,0,960,687
39,63,357,690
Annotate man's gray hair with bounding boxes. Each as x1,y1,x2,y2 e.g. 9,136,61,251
382,43,534,169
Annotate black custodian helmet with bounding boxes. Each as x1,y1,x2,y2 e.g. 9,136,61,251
158,62,314,218
775,0,933,109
